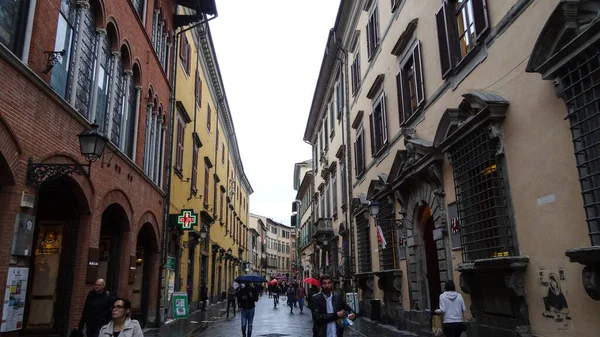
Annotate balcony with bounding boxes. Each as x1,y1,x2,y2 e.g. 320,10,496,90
313,218,334,246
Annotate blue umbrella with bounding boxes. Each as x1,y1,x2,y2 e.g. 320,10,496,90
235,274,268,283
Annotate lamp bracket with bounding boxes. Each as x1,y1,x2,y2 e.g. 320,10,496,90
27,159,90,186
42,49,66,74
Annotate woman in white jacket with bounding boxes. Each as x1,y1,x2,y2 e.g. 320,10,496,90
98,298,144,337
434,280,465,337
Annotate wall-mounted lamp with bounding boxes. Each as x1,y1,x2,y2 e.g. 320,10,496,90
368,200,403,229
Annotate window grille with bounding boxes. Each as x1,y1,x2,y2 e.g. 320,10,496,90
559,43,600,245
356,214,372,273
378,200,396,270
449,123,514,262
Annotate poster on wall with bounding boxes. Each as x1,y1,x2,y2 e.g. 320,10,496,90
539,268,572,331
1,267,29,332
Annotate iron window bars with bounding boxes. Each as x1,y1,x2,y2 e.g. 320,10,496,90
559,43,600,246
450,122,515,262
378,200,397,270
357,214,372,273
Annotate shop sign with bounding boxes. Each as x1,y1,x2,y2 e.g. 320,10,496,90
171,292,189,319
169,209,198,230
167,255,176,270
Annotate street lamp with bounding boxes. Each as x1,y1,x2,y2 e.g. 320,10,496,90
227,248,233,256
27,124,108,185
368,199,403,229
368,200,380,218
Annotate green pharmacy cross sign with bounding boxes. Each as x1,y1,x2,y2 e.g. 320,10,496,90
177,209,198,230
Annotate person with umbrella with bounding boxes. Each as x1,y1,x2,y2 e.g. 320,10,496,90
236,282,258,337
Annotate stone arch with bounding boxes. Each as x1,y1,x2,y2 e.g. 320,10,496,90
137,211,161,250
90,0,107,28
101,189,134,228
105,20,119,52
132,59,142,85
0,115,22,182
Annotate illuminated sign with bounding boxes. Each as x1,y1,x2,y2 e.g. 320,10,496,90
177,209,198,230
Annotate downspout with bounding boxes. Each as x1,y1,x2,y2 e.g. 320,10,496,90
188,37,200,202
157,27,178,327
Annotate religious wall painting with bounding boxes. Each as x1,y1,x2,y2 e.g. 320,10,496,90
539,268,571,330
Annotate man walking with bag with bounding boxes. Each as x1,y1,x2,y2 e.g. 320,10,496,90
79,279,114,337
310,274,355,337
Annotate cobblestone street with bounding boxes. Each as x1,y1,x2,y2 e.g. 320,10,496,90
191,294,416,337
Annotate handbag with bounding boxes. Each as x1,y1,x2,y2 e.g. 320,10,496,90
431,315,444,337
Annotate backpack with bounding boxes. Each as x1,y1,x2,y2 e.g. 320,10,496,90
287,286,295,295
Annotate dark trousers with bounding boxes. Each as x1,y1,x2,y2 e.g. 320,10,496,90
227,299,236,316
443,322,464,337
86,325,101,337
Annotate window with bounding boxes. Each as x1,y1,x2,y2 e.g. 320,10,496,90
351,48,361,96
206,103,212,131
436,0,489,78
133,0,145,20
378,200,397,270
332,173,338,214
354,126,365,177
221,143,225,163
323,118,328,150
93,34,112,133
0,0,29,55
340,160,347,205
391,0,402,12
449,123,514,262
369,93,388,156
50,1,76,99
366,4,380,60
336,79,343,120
329,100,335,133
195,70,202,105
175,119,184,171
180,34,190,74
325,182,331,217
356,213,372,273
396,41,425,124
123,73,137,158
203,161,210,202
191,145,198,192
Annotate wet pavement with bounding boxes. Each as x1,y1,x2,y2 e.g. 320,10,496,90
190,294,417,337
143,301,228,337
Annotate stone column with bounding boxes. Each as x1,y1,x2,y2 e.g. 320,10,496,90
120,70,133,150
132,86,142,161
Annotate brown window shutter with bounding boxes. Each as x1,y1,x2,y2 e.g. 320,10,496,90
435,3,452,78
369,113,376,156
413,41,425,107
128,255,136,284
192,147,198,189
86,247,99,283
395,72,405,125
381,94,388,143
472,0,489,41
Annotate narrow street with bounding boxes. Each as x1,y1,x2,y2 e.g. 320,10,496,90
192,294,415,337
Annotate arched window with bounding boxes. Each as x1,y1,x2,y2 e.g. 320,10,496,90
73,3,101,120
122,65,141,158
132,0,145,21
50,0,77,98
110,53,125,145
92,30,113,133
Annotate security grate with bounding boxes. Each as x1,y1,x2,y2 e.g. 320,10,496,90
378,200,397,270
356,214,372,273
450,123,514,262
559,43,600,246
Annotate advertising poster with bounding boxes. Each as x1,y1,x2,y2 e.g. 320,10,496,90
1,267,29,332
172,292,189,319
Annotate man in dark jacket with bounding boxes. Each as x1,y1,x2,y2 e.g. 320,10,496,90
200,282,208,311
310,274,355,337
79,279,114,337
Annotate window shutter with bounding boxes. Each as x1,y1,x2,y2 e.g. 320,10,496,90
369,114,376,156
192,147,198,190
396,72,404,124
435,3,452,78
179,122,184,169
413,41,425,106
472,0,489,41
366,23,372,59
354,140,358,176
374,7,380,47
381,93,388,143
176,121,182,169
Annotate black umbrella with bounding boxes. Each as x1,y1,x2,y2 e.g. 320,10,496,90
235,274,268,283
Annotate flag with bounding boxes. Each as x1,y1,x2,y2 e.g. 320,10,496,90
377,225,387,249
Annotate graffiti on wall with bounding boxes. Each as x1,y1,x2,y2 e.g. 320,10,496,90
539,268,571,329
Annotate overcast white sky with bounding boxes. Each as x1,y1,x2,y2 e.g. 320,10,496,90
209,1,341,225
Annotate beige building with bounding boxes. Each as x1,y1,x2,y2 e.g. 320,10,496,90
303,0,600,336
248,214,268,276
249,214,292,279
292,160,316,281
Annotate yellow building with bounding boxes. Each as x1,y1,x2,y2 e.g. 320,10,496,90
165,8,252,316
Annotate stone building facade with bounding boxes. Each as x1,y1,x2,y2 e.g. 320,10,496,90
304,0,600,336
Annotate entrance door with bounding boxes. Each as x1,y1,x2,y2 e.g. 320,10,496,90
131,245,151,327
25,178,82,336
98,204,127,295
421,206,442,310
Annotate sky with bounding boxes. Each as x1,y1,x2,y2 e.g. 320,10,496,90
209,1,341,225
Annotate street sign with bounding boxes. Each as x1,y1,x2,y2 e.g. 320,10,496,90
171,292,189,319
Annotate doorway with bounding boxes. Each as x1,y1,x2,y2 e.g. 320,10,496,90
418,205,441,310
132,223,156,327
98,204,128,295
25,177,83,336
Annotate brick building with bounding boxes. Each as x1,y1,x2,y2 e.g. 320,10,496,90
0,0,207,335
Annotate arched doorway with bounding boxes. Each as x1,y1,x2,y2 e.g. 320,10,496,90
99,204,129,295
25,176,88,336
416,204,441,310
132,223,157,327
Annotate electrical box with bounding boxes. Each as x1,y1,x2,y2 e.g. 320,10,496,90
11,213,35,256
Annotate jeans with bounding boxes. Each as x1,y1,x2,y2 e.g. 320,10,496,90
287,296,295,311
240,307,255,337
298,298,305,311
